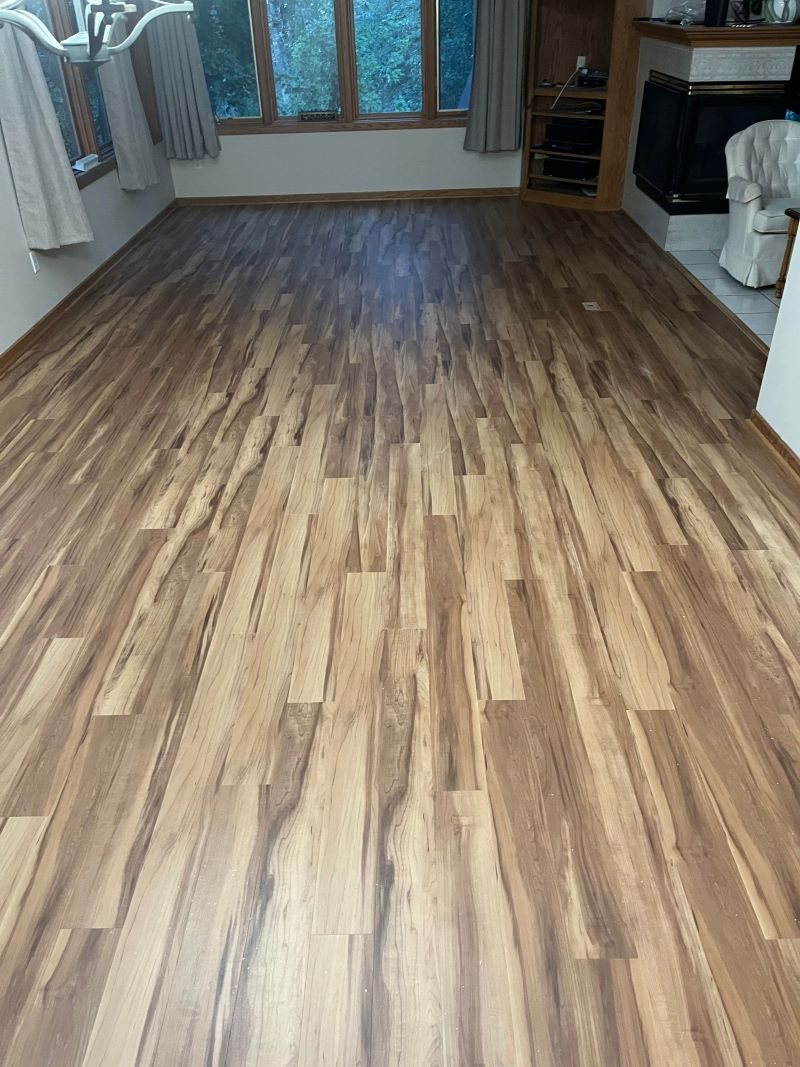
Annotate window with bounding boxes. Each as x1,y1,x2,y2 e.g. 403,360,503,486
27,0,119,170
26,0,81,159
82,68,114,158
194,0,261,118
267,0,340,116
354,0,421,115
193,0,473,130
438,0,473,111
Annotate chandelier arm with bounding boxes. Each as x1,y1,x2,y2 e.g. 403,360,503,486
0,0,192,62
0,6,68,54
91,8,127,56
104,0,191,54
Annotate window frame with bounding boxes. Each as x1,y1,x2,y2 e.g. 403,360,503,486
42,0,101,164
36,0,162,187
212,0,469,134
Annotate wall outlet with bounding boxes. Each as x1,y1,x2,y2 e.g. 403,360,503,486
577,54,587,71
29,251,40,274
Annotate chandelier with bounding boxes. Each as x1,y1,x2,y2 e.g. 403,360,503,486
0,0,193,64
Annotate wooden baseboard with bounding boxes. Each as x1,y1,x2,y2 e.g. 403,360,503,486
521,188,605,212
749,411,800,480
175,187,520,207
0,201,178,378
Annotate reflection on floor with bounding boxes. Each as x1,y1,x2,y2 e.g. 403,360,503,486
671,248,780,346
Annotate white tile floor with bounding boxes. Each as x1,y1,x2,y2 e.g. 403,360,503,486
670,248,779,346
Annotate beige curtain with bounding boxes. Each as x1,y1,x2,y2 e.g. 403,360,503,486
464,0,528,153
146,10,219,161
99,21,160,190
0,23,93,249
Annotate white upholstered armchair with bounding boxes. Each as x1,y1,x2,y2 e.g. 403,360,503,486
719,119,800,288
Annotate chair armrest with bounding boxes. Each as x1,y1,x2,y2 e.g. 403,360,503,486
727,176,762,203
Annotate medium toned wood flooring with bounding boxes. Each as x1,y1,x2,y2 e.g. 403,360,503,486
1,199,799,1066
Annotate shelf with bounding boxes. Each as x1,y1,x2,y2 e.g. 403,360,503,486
530,109,605,122
531,172,599,188
533,86,608,99
527,179,599,202
522,186,602,210
532,146,602,161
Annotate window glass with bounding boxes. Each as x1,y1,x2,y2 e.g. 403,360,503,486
194,0,262,118
354,0,421,114
83,68,114,156
26,0,81,160
57,0,118,154
266,0,339,116
438,0,473,110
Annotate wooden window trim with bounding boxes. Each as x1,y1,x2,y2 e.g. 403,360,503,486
421,0,437,119
44,0,127,175
248,0,277,123
76,157,118,189
218,0,469,134
333,0,358,123
217,113,467,136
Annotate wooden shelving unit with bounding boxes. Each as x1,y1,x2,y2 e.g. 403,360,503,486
526,84,606,205
521,0,647,211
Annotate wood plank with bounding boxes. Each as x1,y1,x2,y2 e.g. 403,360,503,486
288,477,355,702
372,629,442,1065
424,515,485,790
420,382,457,515
4,929,120,1067
456,474,525,701
298,934,373,1066
386,443,426,629
313,571,385,934
435,790,531,1066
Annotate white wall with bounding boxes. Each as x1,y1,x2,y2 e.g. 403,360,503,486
0,147,175,353
756,249,800,456
170,127,521,199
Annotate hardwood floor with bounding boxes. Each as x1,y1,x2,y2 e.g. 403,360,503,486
1,198,799,1066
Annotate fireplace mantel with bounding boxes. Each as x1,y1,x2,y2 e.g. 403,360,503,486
633,19,800,47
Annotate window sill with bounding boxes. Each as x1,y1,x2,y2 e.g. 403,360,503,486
73,132,161,188
217,113,468,136
75,156,117,189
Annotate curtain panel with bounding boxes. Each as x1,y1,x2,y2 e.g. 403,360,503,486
146,9,220,161
464,0,528,153
0,23,93,249
99,21,160,190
